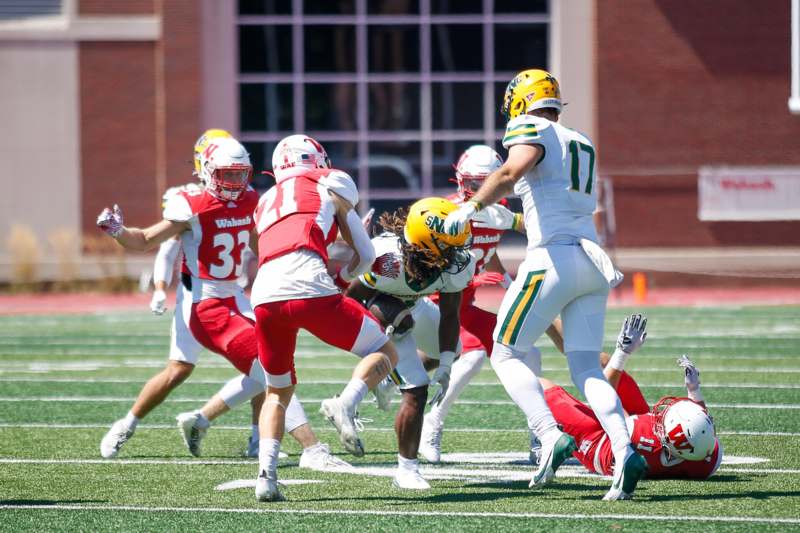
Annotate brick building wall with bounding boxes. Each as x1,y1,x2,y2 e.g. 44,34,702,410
597,0,800,247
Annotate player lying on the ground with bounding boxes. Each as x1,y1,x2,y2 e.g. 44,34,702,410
343,198,474,489
251,135,398,502
541,339,721,479
96,132,348,471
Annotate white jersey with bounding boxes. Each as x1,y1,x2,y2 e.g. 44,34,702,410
358,233,475,302
502,115,599,250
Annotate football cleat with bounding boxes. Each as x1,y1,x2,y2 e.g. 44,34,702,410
602,447,648,501
320,397,365,457
100,419,135,459
176,411,209,457
372,376,396,411
255,470,285,502
246,435,288,459
392,467,431,490
299,443,354,472
529,432,577,488
419,418,443,464
529,432,543,466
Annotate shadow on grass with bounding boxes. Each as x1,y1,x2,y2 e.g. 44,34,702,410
0,499,106,506
644,490,800,502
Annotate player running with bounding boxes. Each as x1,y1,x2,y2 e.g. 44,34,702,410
444,69,647,500
419,145,563,464
342,197,474,489
251,135,398,502
97,134,347,471
543,319,721,480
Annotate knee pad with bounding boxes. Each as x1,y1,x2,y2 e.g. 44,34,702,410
284,394,309,433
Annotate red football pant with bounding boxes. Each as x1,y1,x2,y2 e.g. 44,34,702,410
189,297,257,375
254,294,380,387
459,303,497,355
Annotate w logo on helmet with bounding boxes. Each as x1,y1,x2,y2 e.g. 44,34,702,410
425,215,446,234
667,423,693,451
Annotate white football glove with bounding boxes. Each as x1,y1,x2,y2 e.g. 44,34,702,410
677,354,701,392
428,351,456,406
150,289,168,315
616,313,648,354
443,201,479,237
472,204,516,231
97,204,124,238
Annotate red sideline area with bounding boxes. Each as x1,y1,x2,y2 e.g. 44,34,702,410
0,287,799,316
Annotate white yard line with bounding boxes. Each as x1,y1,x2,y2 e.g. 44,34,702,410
2,396,799,410
0,503,797,525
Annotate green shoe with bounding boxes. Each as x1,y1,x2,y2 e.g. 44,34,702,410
529,433,577,488
603,449,648,501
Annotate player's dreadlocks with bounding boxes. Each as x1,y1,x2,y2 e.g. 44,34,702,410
378,208,449,281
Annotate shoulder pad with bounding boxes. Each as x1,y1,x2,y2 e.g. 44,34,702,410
502,115,552,148
322,169,359,206
162,192,193,222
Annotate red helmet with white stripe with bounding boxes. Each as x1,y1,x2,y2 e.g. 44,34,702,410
271,134,331,182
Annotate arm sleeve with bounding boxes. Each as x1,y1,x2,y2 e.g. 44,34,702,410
153,237,181,285
339,209,376,281
323,170,359,206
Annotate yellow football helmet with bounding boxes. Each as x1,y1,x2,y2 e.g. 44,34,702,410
193,128,233,176
501,69,562,120
404,197,471,257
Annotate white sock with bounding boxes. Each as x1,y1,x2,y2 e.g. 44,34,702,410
258,438,281,479
490,343,559,441
303,441,323,453
250,424,259,442
124,411,139,430
427,350,485,428
338,379,368,414
567,350,631,458
398,454,419,471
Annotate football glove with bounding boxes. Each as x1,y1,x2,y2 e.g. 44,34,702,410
150,289,168,315
429,351,456,406
472,204,515,231
677,354,701,392
616,313,648,354
443,201,479,237
97,204,124,238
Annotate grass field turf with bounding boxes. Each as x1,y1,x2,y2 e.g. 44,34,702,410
1,306,799,531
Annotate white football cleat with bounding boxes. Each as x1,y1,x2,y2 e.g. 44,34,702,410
419,419,442,463
246,436,288,459
176,411,209,457
255,471,285,502
603,447,648,501
529,432,543,466
299,443,354,472
100,419,134,459
372,376,395,411
320,397,365,457
393,467,431,490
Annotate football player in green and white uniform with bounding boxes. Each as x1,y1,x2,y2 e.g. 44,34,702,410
443,69,647,501
340,197,473,490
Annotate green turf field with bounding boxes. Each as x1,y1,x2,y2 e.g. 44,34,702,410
1,306,799,531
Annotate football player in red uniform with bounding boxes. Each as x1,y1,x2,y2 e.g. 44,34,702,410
419,145,563,463
97,135,348,471
541,317,721,481
251,135,398,501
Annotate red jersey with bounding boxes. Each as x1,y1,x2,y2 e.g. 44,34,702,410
163,187,258,299
254,168,345,266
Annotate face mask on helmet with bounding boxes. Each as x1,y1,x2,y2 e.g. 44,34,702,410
454,145,504,200
200,137,252,201
271,134,331,181
653,397,717,461
403,197,472,276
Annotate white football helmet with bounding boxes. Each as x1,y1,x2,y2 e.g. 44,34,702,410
454,145,503,200
199,137,252,201
654,398,717,461
271,134,331,182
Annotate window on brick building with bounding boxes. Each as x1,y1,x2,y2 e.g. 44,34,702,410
237,0,549,212
0,0,61,19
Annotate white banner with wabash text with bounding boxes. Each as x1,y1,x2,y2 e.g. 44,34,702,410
698,167,800,221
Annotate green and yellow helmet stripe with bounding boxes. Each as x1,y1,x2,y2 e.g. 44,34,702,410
497,270,546,346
